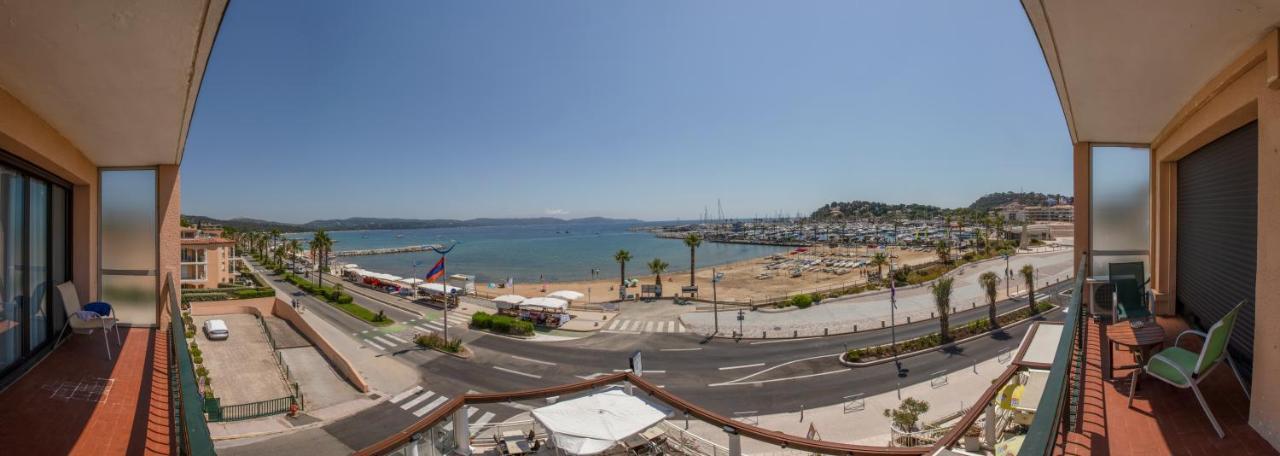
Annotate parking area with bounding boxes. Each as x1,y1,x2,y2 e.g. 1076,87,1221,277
194,314,294,405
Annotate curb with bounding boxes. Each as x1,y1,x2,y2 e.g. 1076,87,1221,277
837,304,1060,368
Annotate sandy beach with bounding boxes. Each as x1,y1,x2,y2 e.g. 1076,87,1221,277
475,245,939,304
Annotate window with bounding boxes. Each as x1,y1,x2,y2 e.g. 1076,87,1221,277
100,169,157,326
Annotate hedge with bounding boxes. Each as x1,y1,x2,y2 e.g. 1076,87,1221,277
470,311,534,336
845,299,1054,363
415,332,463,353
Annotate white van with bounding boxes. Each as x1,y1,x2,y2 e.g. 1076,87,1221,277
203,319,230,340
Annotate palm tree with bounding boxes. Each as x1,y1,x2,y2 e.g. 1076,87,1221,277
312,230,333,287
647,258,669,297
683,233,702,287
269,228,282,251
614,250,632,299
870,252,888,282
978,271,1000,327
931,276,954,342
1020,264,1037,314
934,239,951,265
287,239,302,270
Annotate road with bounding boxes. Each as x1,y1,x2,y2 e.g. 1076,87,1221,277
237,258,1070,452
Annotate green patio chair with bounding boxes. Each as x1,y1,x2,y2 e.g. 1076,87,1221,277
1127,300,1250,438
1109,261,1152,322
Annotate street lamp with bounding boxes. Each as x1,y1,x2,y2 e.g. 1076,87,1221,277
712,267,720,336
889,259,899,374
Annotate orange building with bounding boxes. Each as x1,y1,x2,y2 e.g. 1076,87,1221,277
180,227,237,289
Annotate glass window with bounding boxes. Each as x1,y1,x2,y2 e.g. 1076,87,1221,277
1091,146,1151,276
28,180,48,348
0,167,21,371
100,169,157,326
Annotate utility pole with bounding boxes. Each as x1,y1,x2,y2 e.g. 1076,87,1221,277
712,267,719,336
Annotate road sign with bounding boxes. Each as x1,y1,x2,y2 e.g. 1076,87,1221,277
736,310,745,321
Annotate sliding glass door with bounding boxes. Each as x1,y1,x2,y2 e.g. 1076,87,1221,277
0,159,70,376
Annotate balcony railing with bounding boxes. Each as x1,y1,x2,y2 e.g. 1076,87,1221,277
166,273,216,455
1019,254,1089,455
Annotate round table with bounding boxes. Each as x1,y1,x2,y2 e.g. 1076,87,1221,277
1106,322,1165,379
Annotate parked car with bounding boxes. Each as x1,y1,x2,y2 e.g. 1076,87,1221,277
203,319,230,340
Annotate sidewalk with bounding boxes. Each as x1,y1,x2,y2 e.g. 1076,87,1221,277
670,355,1012,452
680,250,1073,337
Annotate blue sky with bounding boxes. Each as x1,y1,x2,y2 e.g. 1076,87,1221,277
182,1,1071,223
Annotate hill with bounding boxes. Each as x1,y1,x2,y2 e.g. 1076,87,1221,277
810,201,947,220
967,191,1072,213
181,215,642,233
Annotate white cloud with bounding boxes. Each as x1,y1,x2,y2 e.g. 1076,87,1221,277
544,208,570,216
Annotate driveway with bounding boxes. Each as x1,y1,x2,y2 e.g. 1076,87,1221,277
194,314,294,405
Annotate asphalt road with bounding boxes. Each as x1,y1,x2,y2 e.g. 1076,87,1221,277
241,259,1070,451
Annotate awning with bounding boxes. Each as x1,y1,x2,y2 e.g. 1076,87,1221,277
520,297,568,311
492,295,526,305
531,389,670,455
547,290,585,301
417,283,461,294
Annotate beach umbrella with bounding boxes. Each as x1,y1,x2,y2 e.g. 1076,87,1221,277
547,290,585,301
493,294,526,305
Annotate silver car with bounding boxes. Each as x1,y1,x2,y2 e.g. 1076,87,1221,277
203,319,230,340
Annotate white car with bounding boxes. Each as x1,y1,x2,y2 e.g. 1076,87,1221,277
203,319,230,340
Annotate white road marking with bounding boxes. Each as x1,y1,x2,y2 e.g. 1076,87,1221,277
387,334,409,344
663,321,674,332
613,369,665,374
677,322,686,333
608,319,622,330
510,355,556,366
470,412,496,435
364,338,387,350
401,390,436,409
601,330,641,335
659,347,702,352
708,368,848,387
414,325,433,333
493,366,542,379
361,330,370,334
720,352,843,385
749,338,811,345
389,386,423,403
372,335,396,347
413,396,449,417
718,363,766,371
575,372,610,380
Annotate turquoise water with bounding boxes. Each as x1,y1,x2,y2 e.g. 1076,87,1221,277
289,221,787,283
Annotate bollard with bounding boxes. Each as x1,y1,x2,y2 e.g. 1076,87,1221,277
824,328,829,336
763,331,767,339
930,311,934,318
793,330,798,338
972,302,976,308
907,316,911,323
881,321,885,328
854,324,858,332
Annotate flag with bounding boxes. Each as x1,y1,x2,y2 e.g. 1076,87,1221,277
425,257,445,282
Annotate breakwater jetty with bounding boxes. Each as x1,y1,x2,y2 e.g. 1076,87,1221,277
335,244,441,256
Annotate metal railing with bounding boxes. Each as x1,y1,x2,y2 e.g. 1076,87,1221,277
166,273,216,455
1018,254,1090,455
210,395,298,422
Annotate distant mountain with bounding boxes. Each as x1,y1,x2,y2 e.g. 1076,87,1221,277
181,215,643,233
810,200,947,220
967,191,1072,213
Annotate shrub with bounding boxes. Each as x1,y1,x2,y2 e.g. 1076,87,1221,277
196,366,208,377
470,311,493,329
472,313,534,336
884,398,930,432
190,346,202,357
789,294,813,309
336,293,354,304
192,355,203,364
415,332,463,353
204,390,215,400
232,288,275,299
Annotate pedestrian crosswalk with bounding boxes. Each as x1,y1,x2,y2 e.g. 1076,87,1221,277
603,319,686,334
388,386,498,434
357,310,476,351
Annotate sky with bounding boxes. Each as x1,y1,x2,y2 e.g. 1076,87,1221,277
181,1,1072,223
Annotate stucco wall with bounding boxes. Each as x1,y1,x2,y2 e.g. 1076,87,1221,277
1145,52,1280,447
0,86,99,302
157,164,180,323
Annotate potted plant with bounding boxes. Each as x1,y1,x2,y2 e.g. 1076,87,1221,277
963,425,982,451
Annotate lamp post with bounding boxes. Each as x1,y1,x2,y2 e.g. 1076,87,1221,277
712,267,719,336
890,259,900,375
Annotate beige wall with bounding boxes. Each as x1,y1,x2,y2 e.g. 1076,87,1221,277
1134,35,1280,447
0,87,100,302
158,164,181,323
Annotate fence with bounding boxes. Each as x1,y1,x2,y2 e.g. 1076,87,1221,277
209,395,299,422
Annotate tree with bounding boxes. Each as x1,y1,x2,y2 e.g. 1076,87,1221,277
683,233,702,287
934,239,951,265
979,271,1000,328
647,258,669,295
931,276,954,342
870,252,888,282
884,398,931,432
286,239,302,270
1020,264,1037,314
312,230,333,287
614,249,632,299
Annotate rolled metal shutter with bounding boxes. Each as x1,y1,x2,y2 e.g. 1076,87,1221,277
1176,121,1257,381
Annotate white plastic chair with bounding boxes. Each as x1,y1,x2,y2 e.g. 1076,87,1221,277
56,282,121,360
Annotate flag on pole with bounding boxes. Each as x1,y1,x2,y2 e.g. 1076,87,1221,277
425,257,446,282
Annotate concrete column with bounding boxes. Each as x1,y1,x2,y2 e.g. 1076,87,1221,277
1072,142,1091,274
453,406,471,455
983,404,996,447
724,427,741,456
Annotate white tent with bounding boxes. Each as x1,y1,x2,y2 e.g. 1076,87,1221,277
492,294,526,304
400,278,425,286
547,290,585,301
531,389,669,455
520,297,568,311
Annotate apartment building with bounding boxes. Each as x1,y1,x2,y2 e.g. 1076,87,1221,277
180,227,237,289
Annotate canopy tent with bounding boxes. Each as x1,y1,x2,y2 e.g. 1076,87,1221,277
520,297,568,312
417,283,461,295
400,278,425,286
546,290,585,301
341,264,359,270
531,389,670,455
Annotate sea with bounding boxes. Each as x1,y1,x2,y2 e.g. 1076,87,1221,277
287,221,788,285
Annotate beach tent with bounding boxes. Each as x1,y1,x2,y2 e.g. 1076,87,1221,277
547,290,585,301
492,295,526,305
531,388,669,455
520,297,568,311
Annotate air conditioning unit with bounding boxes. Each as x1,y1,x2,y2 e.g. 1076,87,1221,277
1086,278,1114,320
